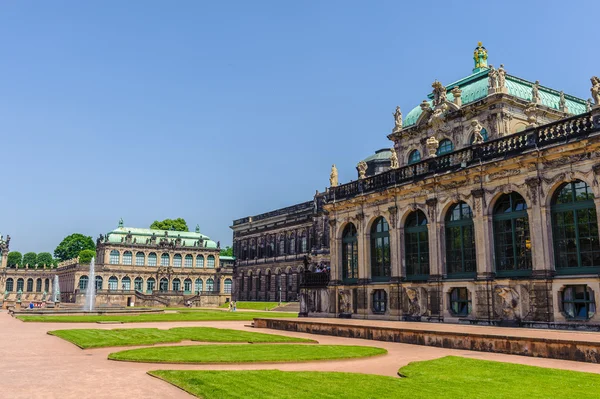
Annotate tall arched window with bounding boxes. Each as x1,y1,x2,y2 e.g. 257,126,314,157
445,202,476,277
248,272,253,292
159,278,169,292
27,278,34,292
122,276,131,290
36,278,42,292
109,250,120,265
123,251,132,265
108,276,118,291
160,253,170,266
79,276,89,290
172,278,181,291
6,278,13,292
146,277,155,293
136,252,145,266
370,217,391,281
195,278,203,293
148,252,157,266
342,223,359,282
207,278,214,292
207,255,215,268
493,192,532,275
240,274,245,292
437,139,454,155
44,279,50,292
405,210,429,279
95,276,103,290
224,278,232,294
134,277,143,291
173,254,182,267
289,237,296,255
552,180,600,273
184,278,192,293
184,254,193,267
279,239,285,255
408,150,421,165
17,278,24,292
196,255,205,268
266,271,271,293
256,271,261,292
301,235,308,253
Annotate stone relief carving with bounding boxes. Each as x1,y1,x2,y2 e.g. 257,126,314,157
403,287,428,317
388,206,398,228
525,177,541,206
591,76,600,106
451,86,462,107
338,289,352,314
489,169,521,181
494,285,530,321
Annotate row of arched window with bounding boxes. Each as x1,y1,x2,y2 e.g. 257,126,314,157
341,180,600,281
78,275,232,294
108,251,216,268
406,130,489,165
240,270,295,293
5,277,50,293
237,233,310,261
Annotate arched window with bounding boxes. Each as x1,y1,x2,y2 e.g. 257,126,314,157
148,252,157,266
184,278,192,293
268,240,275,257
266,271,271,292
370,217,391,281
195,278,203,293
26,278,34,292
6,278,13,292
79,276,89,290
17,278,24,292
95,276,103,290
279,239,285,255
445,202,476,276
134,277,143,291
289,237,296,255
405,210,429,279
173,254,182,267
109,250,120,265
342,224,359,282
184,254,193,267
36,278,42,292
248,272,253,292
172,278,181,291
122,276,131,290
207,255,215,268
256,271,261,292
146,277,155,293
159,278,169,292
44,278,50,292
196,255,205,268
160,253,170,267
437,139,454,155
552,180,600,272
408,150,421,165
470,128,489,143
224,278,232,294
123,251,132,265
207,278,214,292
240,274,245,292
301,235,308,253
136,252,145,266
108,276,118,291
493,192,532,275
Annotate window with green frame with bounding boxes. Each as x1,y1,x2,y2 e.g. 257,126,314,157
405,210,429,279
552,180,600,273
493,192,532,275
370,217,391,281
445,202,476,277
408,150,421,165
449,287,470,316
342,223,359,282
562,285,596,319
436,139,454,156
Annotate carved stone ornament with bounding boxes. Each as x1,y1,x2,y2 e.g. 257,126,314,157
420,100,432,113
426,136,439,157
470,120,485,144
390,149,399,169
388,206,398,228
525,177,541,206
524,103,538,127
432,80,447,106
357,161,368,179
451,86,462,107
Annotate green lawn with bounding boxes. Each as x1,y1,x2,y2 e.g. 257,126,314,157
149,356,600,398
219,302,286,311
109,344,386,364
17,309,297,323
49,327,314,349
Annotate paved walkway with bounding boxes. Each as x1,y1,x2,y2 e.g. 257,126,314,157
4,311,600,398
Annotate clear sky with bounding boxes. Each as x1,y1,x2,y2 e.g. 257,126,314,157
1,0,599,254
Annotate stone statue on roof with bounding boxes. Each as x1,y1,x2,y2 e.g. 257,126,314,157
488,65,498,89
591,76,600,106
329,165,338,187
587,98,593,112
497,64,506,88
471,120,485,144
531,81,541,104
357,161,368,179
390,149,399,169
392,106,402,133
195,224,200,233
432,80,447,106
559,91,568,112
118,218,124,227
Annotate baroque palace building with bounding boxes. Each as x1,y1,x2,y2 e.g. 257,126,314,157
0,220,233,308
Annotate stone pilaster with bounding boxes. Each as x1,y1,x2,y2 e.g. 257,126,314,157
471,189,495,278
526,177,552,273
426,198,442,276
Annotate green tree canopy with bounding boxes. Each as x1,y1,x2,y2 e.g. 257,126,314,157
78,249,96,264
54,233,96,262
37,252,54,268
220,246,233,257
23,252,37,268
150,218,189,232
7,251,22,268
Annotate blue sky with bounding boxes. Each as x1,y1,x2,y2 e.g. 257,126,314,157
1,0,598,254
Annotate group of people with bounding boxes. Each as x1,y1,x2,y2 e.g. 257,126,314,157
227,301,237,312
314,263,330,273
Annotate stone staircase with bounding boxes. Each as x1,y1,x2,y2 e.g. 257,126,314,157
272,302,300,313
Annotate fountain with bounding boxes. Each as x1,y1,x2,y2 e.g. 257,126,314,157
84,257,96,311
53,275,60,303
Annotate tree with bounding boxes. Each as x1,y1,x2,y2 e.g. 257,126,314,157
220,246,233,257
78,249,96,264
23,252,37,268
54,233,95,262
37,252,54,268
150,218,189,232
7,251,22,268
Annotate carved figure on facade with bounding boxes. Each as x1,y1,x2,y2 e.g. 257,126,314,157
559,91,568,113
497,64,506,88
329,165,338,187
531,81,541,104
473,41,488,69
357,161,368,179
591,76,600,106
419,100,432,113
432,80,447,106
338,289,351,314
390,149,399,169
488,65,498,90
588,98,593,112
426,136,439,157
451,86,462,107
470,120,485,144
494,285,530,321
524,103,538,127
125,231,133,243
392,106,402,133
429,104,449,132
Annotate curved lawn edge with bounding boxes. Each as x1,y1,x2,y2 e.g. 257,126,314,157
108,344,388,364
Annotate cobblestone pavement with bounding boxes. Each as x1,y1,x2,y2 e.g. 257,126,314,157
4,311,600,398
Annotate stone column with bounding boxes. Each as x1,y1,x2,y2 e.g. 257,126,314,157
356,212,369,283
526,177,553,275
426,199,442,277
472,189,494,278
388,206,401,281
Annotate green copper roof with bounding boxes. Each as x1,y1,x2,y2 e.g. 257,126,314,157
362,148,392,163
107,226,218,249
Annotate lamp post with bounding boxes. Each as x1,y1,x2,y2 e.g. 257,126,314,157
279,285,282,306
